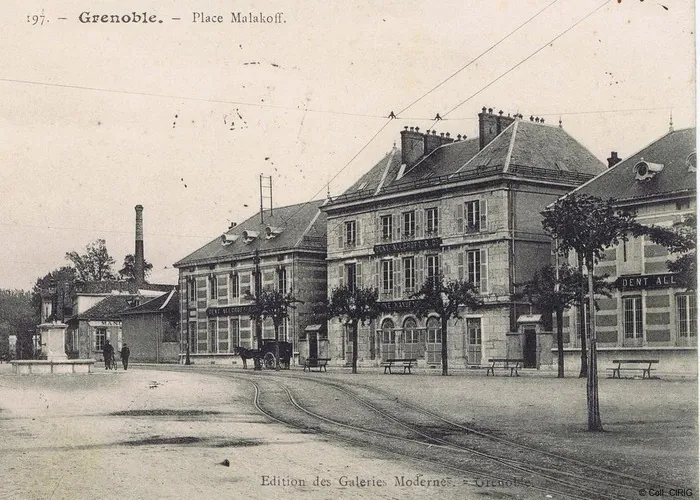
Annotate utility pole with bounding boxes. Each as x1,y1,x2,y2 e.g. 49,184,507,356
260,174,273,223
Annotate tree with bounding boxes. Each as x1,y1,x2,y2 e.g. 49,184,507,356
516,265,611,378
643,214,696,290
324,285,380,374
0,290,39,360
65,239,117,281
254,290,302,370
543,193,637,432
31,266,78,320
412,276,482,376
118,254,154,281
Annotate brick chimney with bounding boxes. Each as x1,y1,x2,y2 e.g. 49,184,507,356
134,205,145,286
607,151,621,169
478,107,515,150
400,127,425,168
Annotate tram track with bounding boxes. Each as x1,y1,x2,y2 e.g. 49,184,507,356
143,364,676,499
240,373,627,500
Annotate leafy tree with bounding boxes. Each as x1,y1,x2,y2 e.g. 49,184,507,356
31,266,77,320
65,239,117,281
543,193,637,432
516,265,611,378
642,214,696,290
254,290,302,370
0,290,39,360
118,254,154,281
411,276,482,376
324,285,380,374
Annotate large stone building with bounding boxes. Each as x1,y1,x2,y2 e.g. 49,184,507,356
321,108,606,369
173,201,327,365
561,127,696,374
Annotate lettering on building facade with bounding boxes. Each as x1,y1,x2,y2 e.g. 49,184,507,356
373,237,442,256
206,305,256,317
615,273,679,291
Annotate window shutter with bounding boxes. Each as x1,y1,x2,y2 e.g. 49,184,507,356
457,251,464,280
394,257,402,299
373,258,379,289
437,207,442,236
480,199,488,231
416,209,423,238
375,216,381,242
357,262,363,288
456,203,464,233
480,248,488,293
338,224,344,249
394,214,400,239
417,255,424,287
356,220,362,245
338,264,345,287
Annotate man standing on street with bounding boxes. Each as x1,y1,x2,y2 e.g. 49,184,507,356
103,340,114,370
121,343,130,370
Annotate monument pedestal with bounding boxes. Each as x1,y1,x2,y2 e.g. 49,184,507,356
40,321,68,361
11,321,95,374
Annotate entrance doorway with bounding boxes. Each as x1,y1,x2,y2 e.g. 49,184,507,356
466,318,482,365
309,332,318,359
524,327,537,368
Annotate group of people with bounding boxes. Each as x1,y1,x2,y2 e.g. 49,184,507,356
102,340,130,370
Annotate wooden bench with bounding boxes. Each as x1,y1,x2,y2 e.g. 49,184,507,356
486,358,524,377
381,358,417,374
303,357,330,372
607,359,659,379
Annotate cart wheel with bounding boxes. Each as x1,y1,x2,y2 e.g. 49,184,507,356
263,352,275,369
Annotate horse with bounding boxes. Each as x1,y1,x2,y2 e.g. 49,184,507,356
232,346,260,369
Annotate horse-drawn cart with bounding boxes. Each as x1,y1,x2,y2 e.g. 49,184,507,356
234,340,293,369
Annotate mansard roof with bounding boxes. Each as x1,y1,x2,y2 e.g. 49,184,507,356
174,200,327,267
573,127,696,203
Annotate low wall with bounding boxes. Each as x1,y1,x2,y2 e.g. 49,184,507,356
12,359,95,374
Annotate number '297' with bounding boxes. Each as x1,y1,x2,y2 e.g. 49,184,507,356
27,13,47,25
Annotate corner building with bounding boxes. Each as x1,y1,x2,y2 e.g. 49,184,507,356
322,109,605,369
173,201,327,365
562,127,697,374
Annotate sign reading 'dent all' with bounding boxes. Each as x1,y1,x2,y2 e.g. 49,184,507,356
615,273,679,291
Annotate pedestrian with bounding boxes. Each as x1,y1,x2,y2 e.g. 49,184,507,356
103,340,114,370
121,343,130,370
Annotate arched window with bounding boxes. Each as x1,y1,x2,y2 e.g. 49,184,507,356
380,318,396,360
403,317,418,344
426,317,441,364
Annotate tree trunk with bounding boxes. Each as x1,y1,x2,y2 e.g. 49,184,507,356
441,316,449,376
274,321,280,370
586,255,603,431
352,320,359,374
185,341,191,365
254,319,262,371
577,254,588,378
556,307,564,378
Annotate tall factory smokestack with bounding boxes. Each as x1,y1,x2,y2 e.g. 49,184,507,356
134,205,145,286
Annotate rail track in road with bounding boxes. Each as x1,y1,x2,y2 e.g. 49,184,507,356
144,365,674,499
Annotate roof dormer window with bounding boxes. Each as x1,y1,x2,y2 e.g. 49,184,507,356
634,159,664,181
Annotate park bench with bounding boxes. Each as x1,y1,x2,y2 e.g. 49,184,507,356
303,357,330,372
486,358,524,377
607,359,659,379
381,358,417,374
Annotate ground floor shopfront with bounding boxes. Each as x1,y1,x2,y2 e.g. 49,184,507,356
325,302,555,369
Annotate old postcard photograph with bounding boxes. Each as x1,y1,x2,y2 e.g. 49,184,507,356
0,1,696,498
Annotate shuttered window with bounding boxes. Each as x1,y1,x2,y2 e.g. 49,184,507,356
381,260,394,293
425,207,439,235
466,249,488,292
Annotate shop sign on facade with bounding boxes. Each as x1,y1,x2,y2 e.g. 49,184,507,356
206,305,256,317
616,273,679,291
374,237,442,256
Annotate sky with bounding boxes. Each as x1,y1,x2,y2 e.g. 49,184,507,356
0,0,695,290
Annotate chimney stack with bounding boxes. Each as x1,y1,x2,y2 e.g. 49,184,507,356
400,126,425,168
134,205,145,286
607,151,621,169
478,106,516,150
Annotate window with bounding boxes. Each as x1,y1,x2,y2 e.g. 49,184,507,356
209,275,217,300
623,296,643,342
425,207,438,235
344,220,357,247
381,318,396,344
188,279,196,303
218,320,229,353
381,260,394,293
230,318,240,348
676,294,697,343
426,317,441,364
466,200,480,232
403,211,416,237
231,274,239,299
217,275,227,299
277,267,287,293
426,317,440,343
208,319,217,352
94,327,107,351
403,318,419,343
426,254,440,281
381,215,393,241
346,263,357,291
466,250,481,288
403,257,415,291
